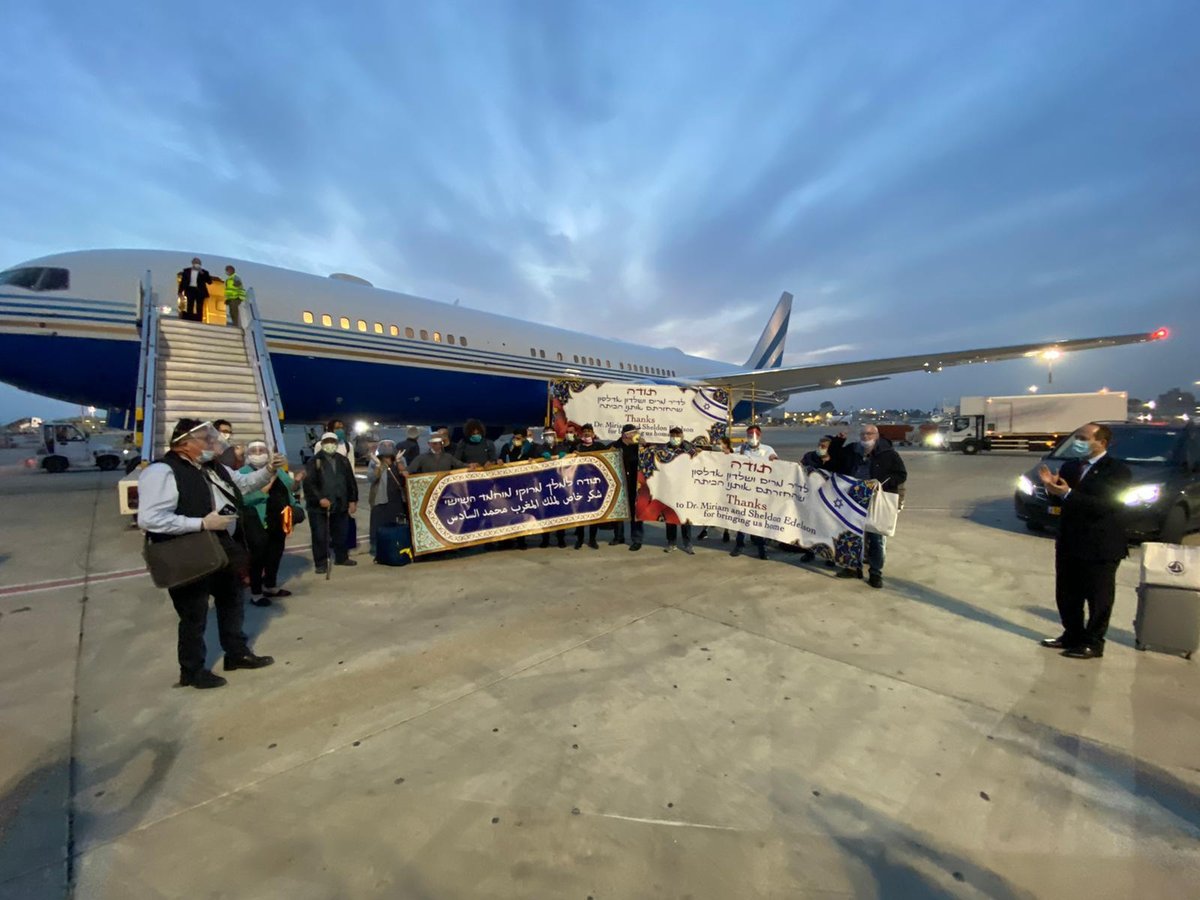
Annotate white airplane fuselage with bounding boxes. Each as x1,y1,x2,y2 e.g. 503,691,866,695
0,249,763,427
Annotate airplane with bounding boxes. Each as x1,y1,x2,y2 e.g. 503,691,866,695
0,248,1169,428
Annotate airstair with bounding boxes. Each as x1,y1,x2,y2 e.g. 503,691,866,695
119,272,287,512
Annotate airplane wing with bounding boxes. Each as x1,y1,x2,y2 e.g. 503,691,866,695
692,328,1169,396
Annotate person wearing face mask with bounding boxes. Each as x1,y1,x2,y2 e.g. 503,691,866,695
367,440,409,558
663,427,695,554
611,424,645,550
454,418,497,467
535,428,570,548
730,425,778,561
570,424,604,549
698,436,734,543
213,419,241,469
499,426,536,464
138,419,285,689
176,257,215,322
304,431,359,574
312,419,355,469
1037,422,1131,659
239,440,303,606
828,423,907,588
398,426,422,467
796,435,837,561
407,434,470,474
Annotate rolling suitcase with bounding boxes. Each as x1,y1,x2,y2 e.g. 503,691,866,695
1134,585,1198,660
375,523,413,566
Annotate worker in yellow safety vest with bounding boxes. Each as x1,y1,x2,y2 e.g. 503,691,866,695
223,265,247,327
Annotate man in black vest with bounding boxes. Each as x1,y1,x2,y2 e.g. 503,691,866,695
1038,422,1132,659
611,424,645,551
138,419,284,689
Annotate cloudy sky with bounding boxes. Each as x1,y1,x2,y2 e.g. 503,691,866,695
1,0,1197,421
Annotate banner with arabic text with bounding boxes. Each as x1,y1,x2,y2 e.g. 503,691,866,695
637,447,868,568
405,449,630,556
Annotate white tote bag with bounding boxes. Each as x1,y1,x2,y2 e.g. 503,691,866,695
1140,543,1200,590
866,488,899,537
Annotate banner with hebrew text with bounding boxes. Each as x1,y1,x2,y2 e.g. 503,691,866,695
551,380,729,443
405,449,630,556
637,447,868,568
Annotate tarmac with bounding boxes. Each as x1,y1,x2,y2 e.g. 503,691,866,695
0,428,1197,899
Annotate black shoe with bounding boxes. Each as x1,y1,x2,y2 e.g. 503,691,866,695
250,596,272,607
263,588,292,598
1062,645,1104,660
1040,635,1071,649
178,669,227,689
730,546,743,557
609,538,624,546
868,573,883,589
334,558,357,567
314,565,328,574
836,567,863,579
225,652,275,671
800,551,815,563
575,537,584,550
629,543,642,551
757,547,768,561
588,540,600,550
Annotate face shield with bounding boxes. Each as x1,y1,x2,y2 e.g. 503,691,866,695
172,422,227,459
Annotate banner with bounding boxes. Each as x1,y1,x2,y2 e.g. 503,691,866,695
636,448,868,568
405,449,630,556
551,380,729,443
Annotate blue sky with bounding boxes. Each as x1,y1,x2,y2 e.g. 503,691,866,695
1,0,1197,422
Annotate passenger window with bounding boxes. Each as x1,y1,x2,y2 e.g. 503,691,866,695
573,355,579,363
405,327,415,338
460,336,468,347
605,360,611,368
302,311,314,324
433,331,441,342
420,329,428,340
540,350,546,359
357,320,367,332
530,348,537,357
339,317,350,329
447,334,455,344
321,314,332,327
556,352,563,362
389,325,398,336
374,322,383,334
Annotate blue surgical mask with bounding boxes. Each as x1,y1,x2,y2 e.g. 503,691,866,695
669,436,681,447
1070,438,1091,456
335,429,346,441
198,449,215,463
469,434,482,443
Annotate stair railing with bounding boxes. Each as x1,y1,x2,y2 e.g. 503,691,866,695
132,270,161,463
241,287,288,457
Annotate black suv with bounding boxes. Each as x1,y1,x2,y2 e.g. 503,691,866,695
1014,421,1200,543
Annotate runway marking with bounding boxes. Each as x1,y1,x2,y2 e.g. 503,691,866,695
591,812,740,831
0,543,315,598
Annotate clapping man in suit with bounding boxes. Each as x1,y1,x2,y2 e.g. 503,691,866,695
1038,422,1131,659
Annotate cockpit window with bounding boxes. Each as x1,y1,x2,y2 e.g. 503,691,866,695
0,267,70,291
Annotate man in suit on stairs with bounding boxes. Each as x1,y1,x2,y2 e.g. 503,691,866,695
1038,422,1132,659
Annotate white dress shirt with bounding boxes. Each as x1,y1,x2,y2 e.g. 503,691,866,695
740,441,777,460
188,268,199,288
138,458,273,535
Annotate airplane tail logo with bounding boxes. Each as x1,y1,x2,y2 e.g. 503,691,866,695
742,292,792,370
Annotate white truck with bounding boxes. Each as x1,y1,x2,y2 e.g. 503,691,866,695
940,391,1128,454
37,421,129,472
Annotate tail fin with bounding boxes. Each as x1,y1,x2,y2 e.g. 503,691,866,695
742,292,792,370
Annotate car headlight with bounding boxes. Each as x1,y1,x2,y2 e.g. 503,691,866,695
1121,484,1162,506
928,433,945,447
1017,475,1035,496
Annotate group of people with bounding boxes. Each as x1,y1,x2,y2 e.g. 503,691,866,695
138,407,1128,691
176,256,247,325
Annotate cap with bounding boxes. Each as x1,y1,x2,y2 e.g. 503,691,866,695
320,431,339,442
621,424,638,434
376,440,397,457
406,426,420,439
429,434,445,445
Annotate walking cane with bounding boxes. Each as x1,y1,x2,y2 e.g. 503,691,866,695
324,507,332,581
